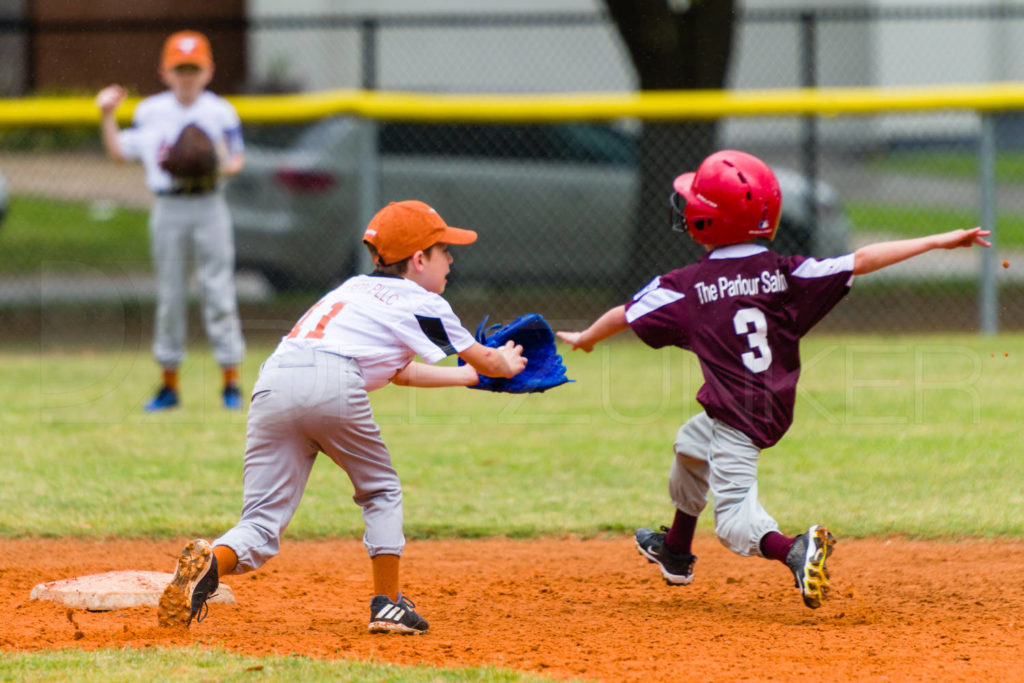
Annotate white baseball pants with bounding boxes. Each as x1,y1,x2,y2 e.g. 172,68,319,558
149,193,245,368
669,411,780,557
214,349,404,573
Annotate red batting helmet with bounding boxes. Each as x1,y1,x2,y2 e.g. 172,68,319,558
670,150,782,246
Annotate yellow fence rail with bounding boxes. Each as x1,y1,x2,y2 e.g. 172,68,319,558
4,82,1024,127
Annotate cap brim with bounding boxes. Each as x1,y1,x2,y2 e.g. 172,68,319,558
165,61,210,69
440,226,477,245
163,55,212,69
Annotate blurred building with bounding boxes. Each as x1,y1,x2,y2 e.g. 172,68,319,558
3,1,1024,96
3,0,1024,143
3,0,246,96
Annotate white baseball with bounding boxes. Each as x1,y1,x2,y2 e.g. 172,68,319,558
95,85,125,112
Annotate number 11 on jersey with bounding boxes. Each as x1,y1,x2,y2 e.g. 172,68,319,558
287,300,346,340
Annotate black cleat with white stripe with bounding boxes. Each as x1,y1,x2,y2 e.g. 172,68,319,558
369,593,429,634
635,527,697,585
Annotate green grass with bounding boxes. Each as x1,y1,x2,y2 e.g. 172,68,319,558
0,196,150,273
3,334,1021,678
5,189,1022,266
0,125,100,153
5,191,1023,282
0,648,550,682
847,200,1024,245
3,334,1022,540
866,149,1024,182
844,149,1024,244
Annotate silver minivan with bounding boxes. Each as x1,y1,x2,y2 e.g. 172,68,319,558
227,118,848,290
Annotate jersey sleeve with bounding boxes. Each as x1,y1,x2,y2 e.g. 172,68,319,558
218,99,244,157
624,274,689,349
394,296,475,364
785,254,855,336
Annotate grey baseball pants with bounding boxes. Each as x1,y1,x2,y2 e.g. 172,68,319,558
149,193,245,368
214,349,404,573
670,411,780,557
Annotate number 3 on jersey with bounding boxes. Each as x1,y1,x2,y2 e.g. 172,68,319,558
733,307,772,373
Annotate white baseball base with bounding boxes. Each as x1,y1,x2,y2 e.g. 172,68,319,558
30,570,235,612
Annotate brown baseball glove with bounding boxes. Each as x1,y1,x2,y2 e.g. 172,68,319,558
161,124,218,178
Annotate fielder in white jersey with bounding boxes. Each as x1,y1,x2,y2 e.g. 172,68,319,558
558,150,990,611
97,30,246,412
156,200,527,634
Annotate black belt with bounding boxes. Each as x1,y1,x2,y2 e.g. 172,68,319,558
157,176,218,196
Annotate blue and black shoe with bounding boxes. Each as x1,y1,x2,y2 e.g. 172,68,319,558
222,384,242,410
144,385,179,412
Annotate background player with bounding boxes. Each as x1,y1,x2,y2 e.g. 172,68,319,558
157,200,527,634
556,150,990,609
96,30,247,411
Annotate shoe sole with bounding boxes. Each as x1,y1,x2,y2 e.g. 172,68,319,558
158,539,213,628
797,526,836,609
368,621,428,635
636,542,694,585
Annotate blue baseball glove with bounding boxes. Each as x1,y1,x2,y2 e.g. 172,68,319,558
460,313,573,393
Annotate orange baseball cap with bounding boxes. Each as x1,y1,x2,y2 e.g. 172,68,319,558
162,31,213,70
363,200,477,265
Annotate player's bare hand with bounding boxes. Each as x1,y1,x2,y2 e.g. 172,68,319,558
556,331,594,353
499,340,527,378
95,85,126,114
938,227,991,250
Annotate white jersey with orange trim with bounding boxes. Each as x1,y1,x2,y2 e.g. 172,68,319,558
120,90,245,370
274,273,476,391
119,91,243,193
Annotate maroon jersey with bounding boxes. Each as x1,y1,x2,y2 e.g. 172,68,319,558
626,244,854,448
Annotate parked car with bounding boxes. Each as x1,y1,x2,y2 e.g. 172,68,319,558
0,169,8,228
227,118,849,290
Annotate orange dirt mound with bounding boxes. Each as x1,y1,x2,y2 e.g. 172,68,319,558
2,536,1023,681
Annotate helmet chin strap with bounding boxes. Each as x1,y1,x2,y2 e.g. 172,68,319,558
668,192,688,233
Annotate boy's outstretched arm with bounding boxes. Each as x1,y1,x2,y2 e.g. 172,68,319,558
459,340,527,379
556,304,629,353
853,227,991,275
391,360,479,388
393,340,526,388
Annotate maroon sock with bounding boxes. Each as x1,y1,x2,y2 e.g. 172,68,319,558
760,531,796,563
663,509,698,556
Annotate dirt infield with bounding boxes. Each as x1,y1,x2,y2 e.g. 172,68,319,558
2,536,1022,681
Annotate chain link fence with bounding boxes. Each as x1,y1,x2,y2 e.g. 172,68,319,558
2,6,1024,346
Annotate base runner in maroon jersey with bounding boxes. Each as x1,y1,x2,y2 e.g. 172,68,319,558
557,150,990,609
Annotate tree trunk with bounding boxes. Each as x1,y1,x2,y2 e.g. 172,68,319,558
604,0,736,291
